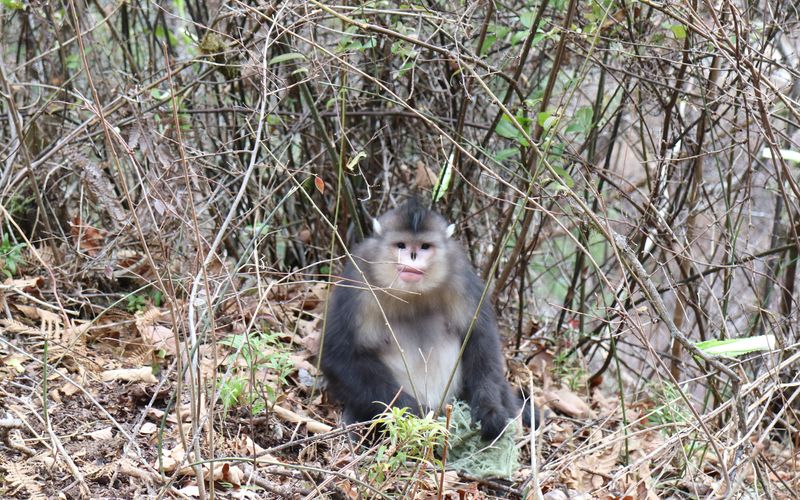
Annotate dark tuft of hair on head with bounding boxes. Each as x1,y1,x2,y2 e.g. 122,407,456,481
403,196,428,234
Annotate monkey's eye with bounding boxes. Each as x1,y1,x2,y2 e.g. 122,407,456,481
420,243,431,250
396,242,406,249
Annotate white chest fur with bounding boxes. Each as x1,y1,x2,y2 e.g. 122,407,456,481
379,318,463,412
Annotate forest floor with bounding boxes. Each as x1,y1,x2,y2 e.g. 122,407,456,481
1,275,796,499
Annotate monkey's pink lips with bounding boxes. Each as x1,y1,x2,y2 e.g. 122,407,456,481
397,265,424,283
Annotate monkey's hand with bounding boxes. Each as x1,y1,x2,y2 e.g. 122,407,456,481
470,397,511,441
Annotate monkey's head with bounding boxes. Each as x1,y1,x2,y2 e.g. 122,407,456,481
367,198,458,294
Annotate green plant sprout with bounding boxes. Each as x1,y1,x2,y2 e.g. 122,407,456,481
218,329,293,415
0,234,27,278
368,406,447,484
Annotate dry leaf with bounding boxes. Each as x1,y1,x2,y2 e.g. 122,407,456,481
135,308,162,327
177,485,200,497
290,354,315,373
60,321,91,343
15,305,57,322
231,435,279,463
205,463,244,486
336,479,359,500
157,444,187,473
87,427,114,440
298,320,321,354
544,388,592,418
70,216,106,256
2,353,26,373
147,408,165,419
0,276,44,291
60,380,81,396
415,161,437,188
139,324,177,356
139,422,158,435
526,347,554,382
0,319,38,335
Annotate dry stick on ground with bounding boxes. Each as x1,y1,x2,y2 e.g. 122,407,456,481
526,373,544,500
240,463,313,497
437,404,453,500
0,417,35,456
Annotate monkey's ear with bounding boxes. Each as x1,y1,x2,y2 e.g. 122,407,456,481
446,224,455,238
372,218,383,236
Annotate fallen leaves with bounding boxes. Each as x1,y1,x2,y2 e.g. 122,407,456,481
543,387,593,419
136,308,178,356
4,269,794,500
87,427,114,441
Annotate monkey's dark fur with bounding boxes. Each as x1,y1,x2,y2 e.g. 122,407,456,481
321,199,528,440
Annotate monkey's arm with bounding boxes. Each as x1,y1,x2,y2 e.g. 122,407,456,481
320,288,419,422
322,342,419,422
459,295,517,440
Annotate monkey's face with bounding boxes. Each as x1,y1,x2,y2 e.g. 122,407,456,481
367,200,458,295
372,229,452,294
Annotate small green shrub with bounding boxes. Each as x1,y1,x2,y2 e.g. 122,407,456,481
368,406,447,484
0,234,26,278
218,329,293,414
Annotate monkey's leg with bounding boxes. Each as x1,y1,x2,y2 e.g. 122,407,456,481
323,346,420,422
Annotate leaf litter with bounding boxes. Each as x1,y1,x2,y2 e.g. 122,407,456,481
0,275,797,499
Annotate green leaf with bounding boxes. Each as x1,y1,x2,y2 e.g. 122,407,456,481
268,52,307,65
346,151,367,171
397,60,415,77
510,30,528,46
519,11,535,29
65,54,81,71
565,106,594,135
696,335,776,357
670,24,687,39
1,0,25,10
761,148,800,163
551,165,574,188
494,148,519,162
432,153,454,203
276,236,287,263
532,30,552,45
480,34,497,56
537,111,558,132
495,115,530,147
219,377,247,408
495,117,518,139
493,25,510,39
150,89,169,100
154,25,173,44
